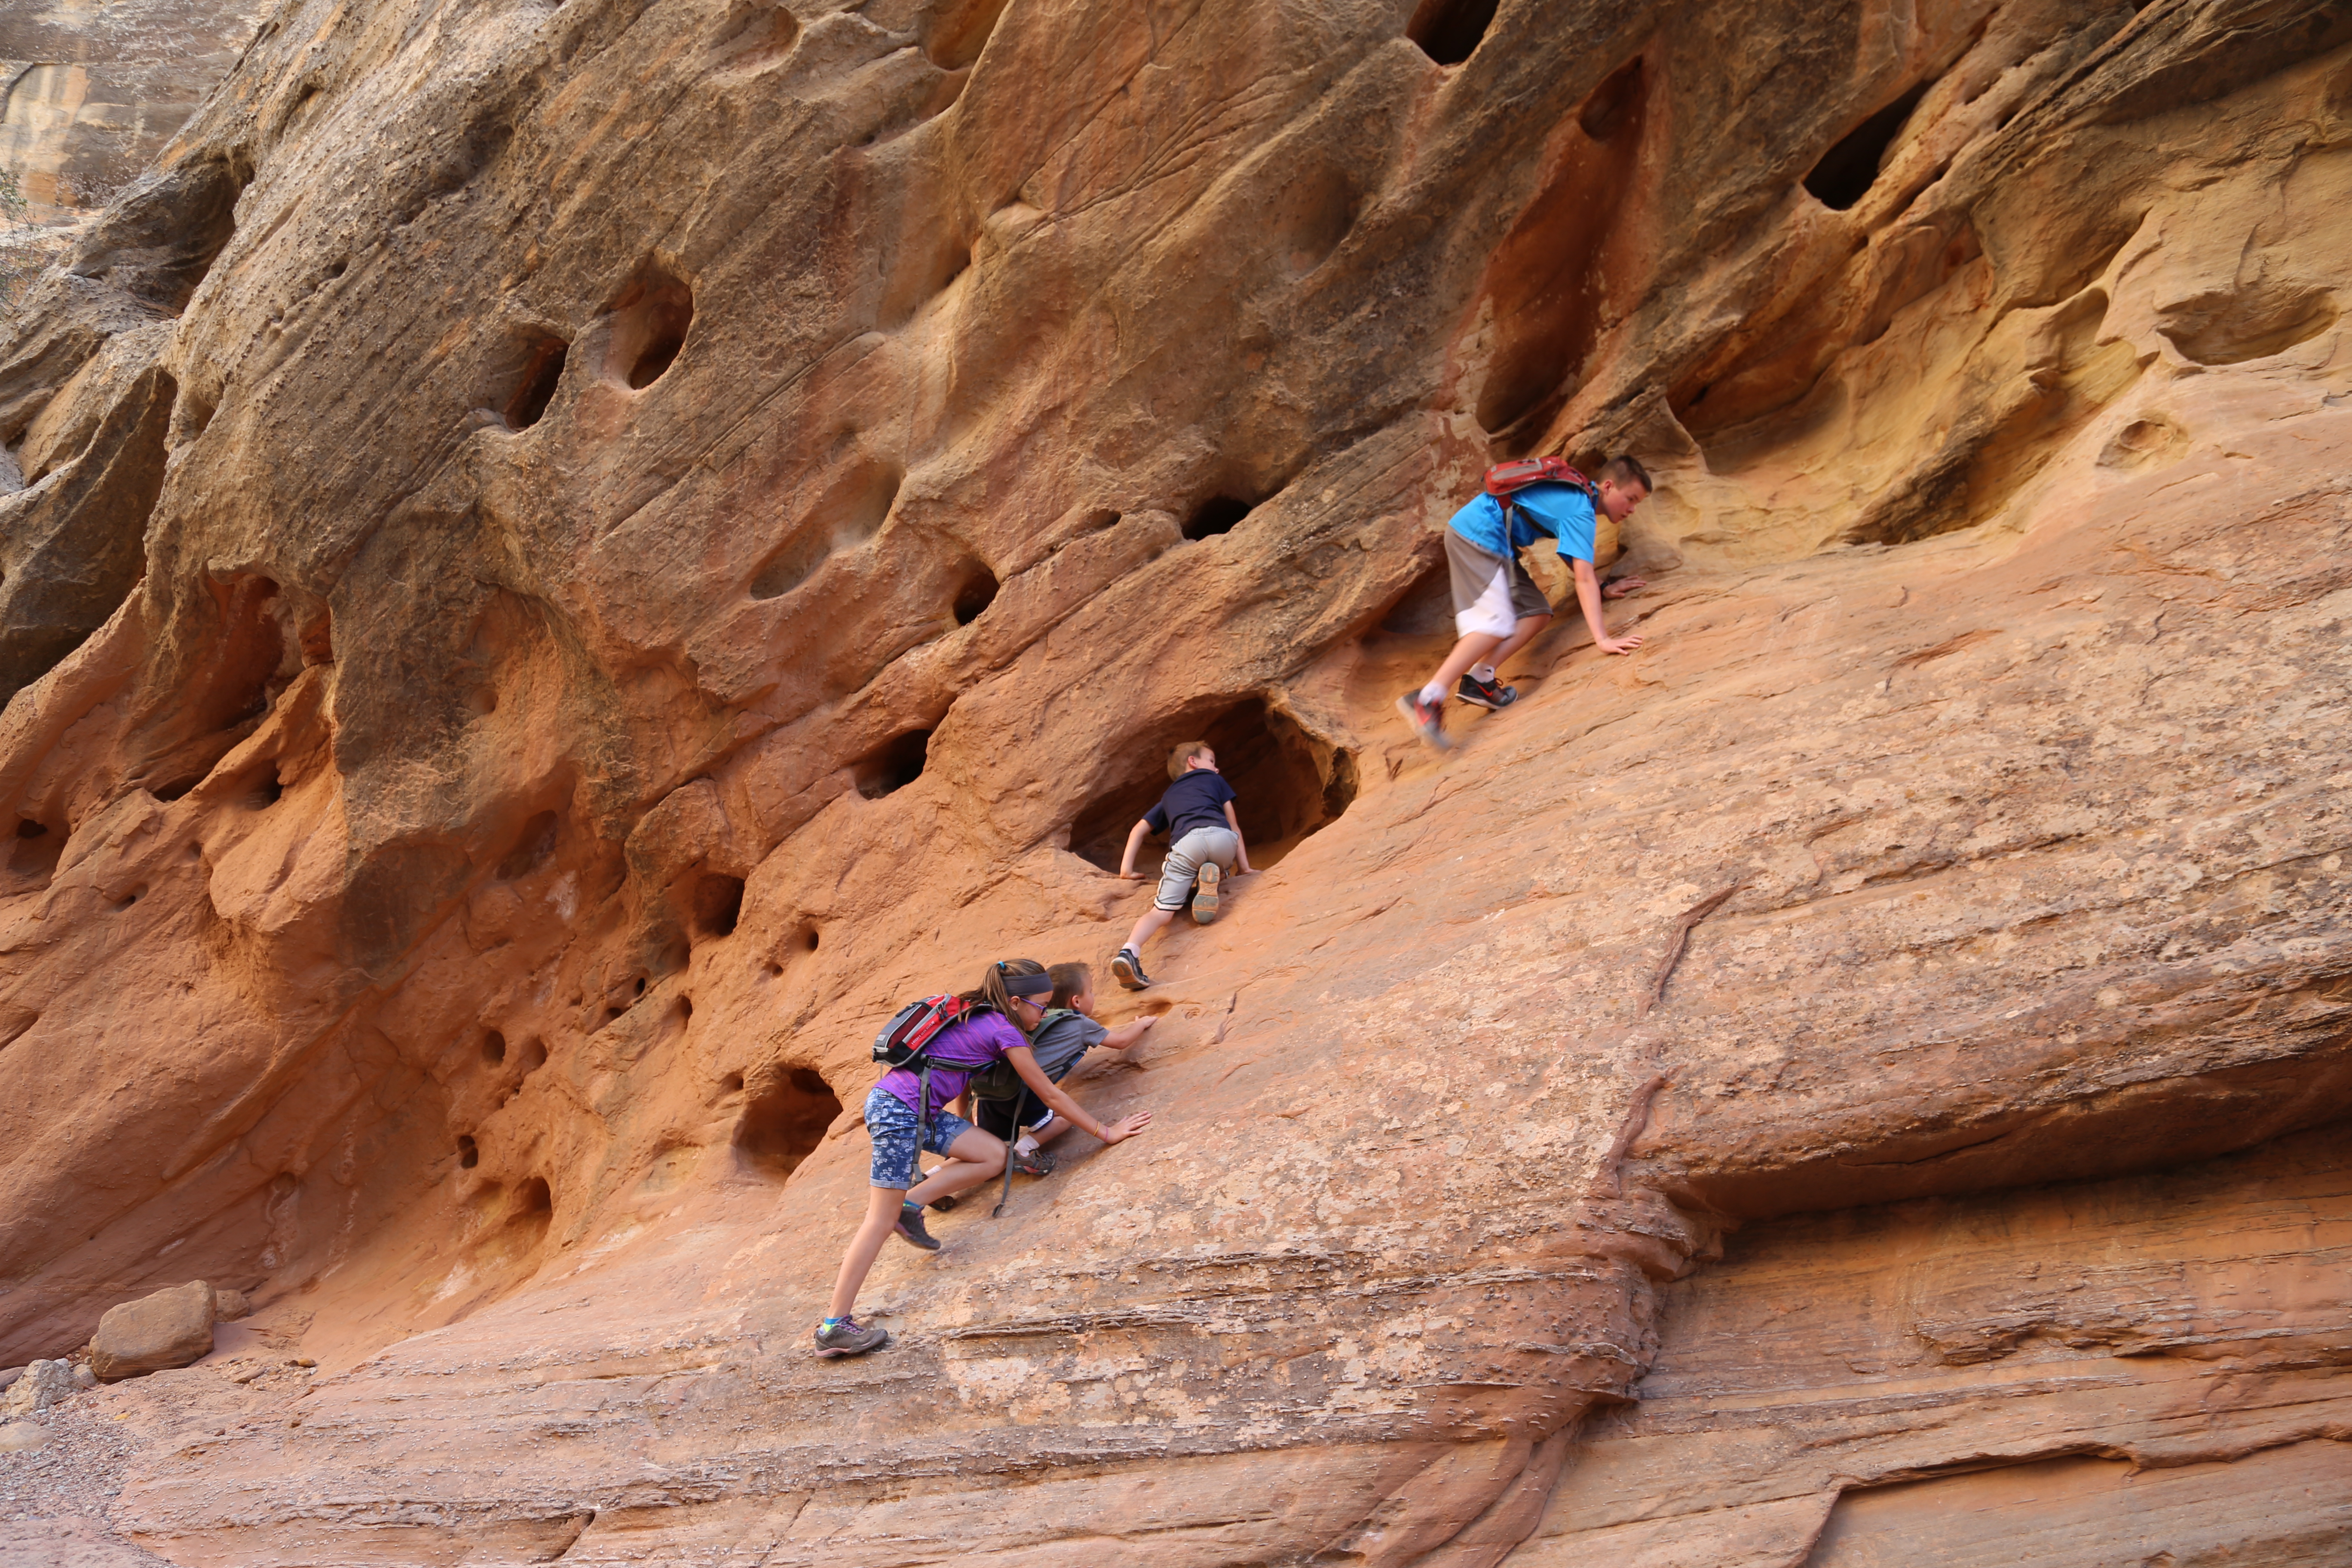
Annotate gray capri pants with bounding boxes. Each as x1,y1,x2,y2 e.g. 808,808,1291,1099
1155,826,1240,911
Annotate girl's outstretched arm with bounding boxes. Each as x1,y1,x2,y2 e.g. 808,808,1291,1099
1006,1045,1150,1142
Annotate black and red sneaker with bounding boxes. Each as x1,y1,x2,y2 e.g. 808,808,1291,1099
1396,692,1452,750
1455,673,1519,710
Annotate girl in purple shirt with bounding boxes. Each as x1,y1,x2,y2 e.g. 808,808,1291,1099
816,958,1152,1358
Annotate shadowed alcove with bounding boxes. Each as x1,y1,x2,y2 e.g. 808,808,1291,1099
1068,696,1354,873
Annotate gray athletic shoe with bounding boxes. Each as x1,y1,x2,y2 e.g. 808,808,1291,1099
1456,673,1519,710
893,1203,941,1252
814,1316,890,1358
1112,947,1152,989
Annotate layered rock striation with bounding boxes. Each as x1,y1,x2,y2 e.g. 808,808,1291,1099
0,0,2346,1562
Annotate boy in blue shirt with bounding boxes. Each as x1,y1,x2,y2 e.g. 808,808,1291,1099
1110,742,1255,989
1397,455,1653,750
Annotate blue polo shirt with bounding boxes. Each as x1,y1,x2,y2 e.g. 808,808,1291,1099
1446,481,1598,563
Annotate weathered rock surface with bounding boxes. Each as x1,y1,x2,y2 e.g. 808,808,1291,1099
0,0,2344,1563
1,1357,75,1416
0,0,270,221
87,1284,213,1383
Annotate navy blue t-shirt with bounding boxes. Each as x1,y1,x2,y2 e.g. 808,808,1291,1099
1144,769,1238,843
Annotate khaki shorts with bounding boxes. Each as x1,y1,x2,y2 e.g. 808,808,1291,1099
1446,528,1552,639
1155,826,1238,911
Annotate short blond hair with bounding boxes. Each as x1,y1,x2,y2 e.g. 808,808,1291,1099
1167,741,1212,780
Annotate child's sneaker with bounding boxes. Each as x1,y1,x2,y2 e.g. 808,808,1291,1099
1192,861,1222,924
814,1315,890,1357
1009,1142,1057,1177
1112,947,1152,989
1397,691,1452,750
892,1202,941,1252
1455,673,1519,710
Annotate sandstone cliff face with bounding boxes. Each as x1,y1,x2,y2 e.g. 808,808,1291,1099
0,0,2347,1563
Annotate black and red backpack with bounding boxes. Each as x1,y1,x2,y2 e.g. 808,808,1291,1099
872,994,997,1142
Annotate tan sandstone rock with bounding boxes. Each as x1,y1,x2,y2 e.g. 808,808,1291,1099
88,1281,214,1382
0,0,2344,1562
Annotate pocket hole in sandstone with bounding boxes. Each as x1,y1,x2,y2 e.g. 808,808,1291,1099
1377,556,1455,636
1183,496,1254,541
602,260,694,390
733,1067,844,1179
505,331,570,430
1578,57,1644,141
521,1037,548,1073
1068,697,1351,872
114,887,146,910
748,462,902,600
925,0,1010,70
1406,0,1500,66
853,730,931,799
458,1135,480,1169
496,811,560,879
950,561,999,625
1804,81,1930,211
9,819,62,884
720,1072,744,1095
708,0,800,73
692,873,744,938
481,1030,507,1066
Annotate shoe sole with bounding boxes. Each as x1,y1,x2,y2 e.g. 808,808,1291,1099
1193,862,1220,924
1112,952,1147,990
892,1223,941,1252
1455,688,1515,711
1396,694,1453,750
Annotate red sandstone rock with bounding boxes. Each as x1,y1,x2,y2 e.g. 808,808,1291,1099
0,0,2345,1563
88,1283,214,1383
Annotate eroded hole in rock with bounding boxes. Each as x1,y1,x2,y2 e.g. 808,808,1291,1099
1272,160,1357,275
1183,495,1254,541
709,0,800,73
2159,285,2338,365
692,873,744,938
496,811,560,880
1474,55,1649,444
505,332,569,430
457,1134,479,1169
925,0,1010,70
481,1030,506,1066
1804,81,1930,211
1068,697,1351,872
602,260,694,391
1406,0,1500,65
1378,556,1457,636
246,769,284,809
733,1067,843,1179
7,818,63,885
521,1037,548,1074
1579,56,1645,140
853,730,931,799
950,560,999,625
748,462,902,600
509,1177,553,1240
719,1072,744,1095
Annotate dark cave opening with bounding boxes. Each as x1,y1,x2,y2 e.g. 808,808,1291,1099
1067,697,1353,873
733,1067,842,1180
1804,82,1930,211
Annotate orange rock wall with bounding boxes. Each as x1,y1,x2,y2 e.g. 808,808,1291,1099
0,0,2347,1562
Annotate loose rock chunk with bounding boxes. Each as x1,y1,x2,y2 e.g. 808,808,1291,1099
88,1281,217,1382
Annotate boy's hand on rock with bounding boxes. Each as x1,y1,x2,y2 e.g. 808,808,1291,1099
1101,1112,1153,1143
1598,632,1645,655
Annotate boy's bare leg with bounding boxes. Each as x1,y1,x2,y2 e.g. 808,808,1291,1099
1479,613,1552,682
1122,903,1177,955
1421,630,1505,701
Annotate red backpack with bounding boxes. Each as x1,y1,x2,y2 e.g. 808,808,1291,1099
1482,456,1595,498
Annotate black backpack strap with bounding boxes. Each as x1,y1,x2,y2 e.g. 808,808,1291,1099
991,1085,1030,1219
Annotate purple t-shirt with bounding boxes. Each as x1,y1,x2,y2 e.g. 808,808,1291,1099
877,1010,1028,1117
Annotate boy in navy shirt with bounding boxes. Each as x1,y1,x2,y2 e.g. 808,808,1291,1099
1398,455,1653,750
1110,742,1255,989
